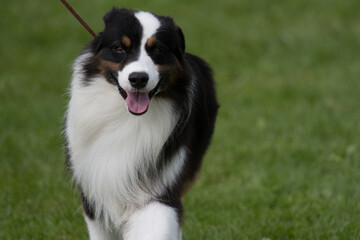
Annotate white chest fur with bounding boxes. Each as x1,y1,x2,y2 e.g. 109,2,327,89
66,70,183,226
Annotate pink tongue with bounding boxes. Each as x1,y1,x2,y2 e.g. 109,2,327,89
125,92,150,114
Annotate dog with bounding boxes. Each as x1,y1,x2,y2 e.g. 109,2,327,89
64,8,218,240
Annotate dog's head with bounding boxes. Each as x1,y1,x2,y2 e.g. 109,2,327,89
84,8,186,115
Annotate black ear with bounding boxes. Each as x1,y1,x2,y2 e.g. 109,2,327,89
177,26,186,54
103,7,118,24
174,26,186,63
89,31,103,53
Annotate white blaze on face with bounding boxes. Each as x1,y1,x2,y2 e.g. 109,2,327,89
117,11,161,93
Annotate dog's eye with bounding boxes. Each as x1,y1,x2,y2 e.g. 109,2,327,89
153,46,165,54
113,46,125,54
153,47,161,53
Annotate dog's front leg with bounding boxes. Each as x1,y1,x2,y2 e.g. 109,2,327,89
123,202,181,240
84,215,119,240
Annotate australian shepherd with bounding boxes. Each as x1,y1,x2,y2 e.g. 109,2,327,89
64,8,218,240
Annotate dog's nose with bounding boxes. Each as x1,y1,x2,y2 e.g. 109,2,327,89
128,72,149,89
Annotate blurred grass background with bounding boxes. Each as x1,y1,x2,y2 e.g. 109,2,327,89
1,0,360,239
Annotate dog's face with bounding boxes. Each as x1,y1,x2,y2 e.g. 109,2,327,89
86,8,186,115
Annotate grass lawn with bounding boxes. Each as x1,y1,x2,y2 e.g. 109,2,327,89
1,0,360,239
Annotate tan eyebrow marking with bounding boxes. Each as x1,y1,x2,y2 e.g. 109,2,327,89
100,59,123,71
95,50,127,73
122,36,131,47
146,36,157,48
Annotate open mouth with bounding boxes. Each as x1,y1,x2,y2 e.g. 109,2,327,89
117,85,159,115
110,71,159,115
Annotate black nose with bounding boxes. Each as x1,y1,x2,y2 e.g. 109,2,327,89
128,72,149,89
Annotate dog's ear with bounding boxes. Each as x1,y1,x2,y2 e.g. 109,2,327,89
174,26,185,62
88,31,103,53
103,7,118,24
94,32,103,52
177,26,185,54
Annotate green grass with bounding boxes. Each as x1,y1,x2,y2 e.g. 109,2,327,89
1,0,360,239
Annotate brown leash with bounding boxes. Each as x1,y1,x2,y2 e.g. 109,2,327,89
59,0,97,38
